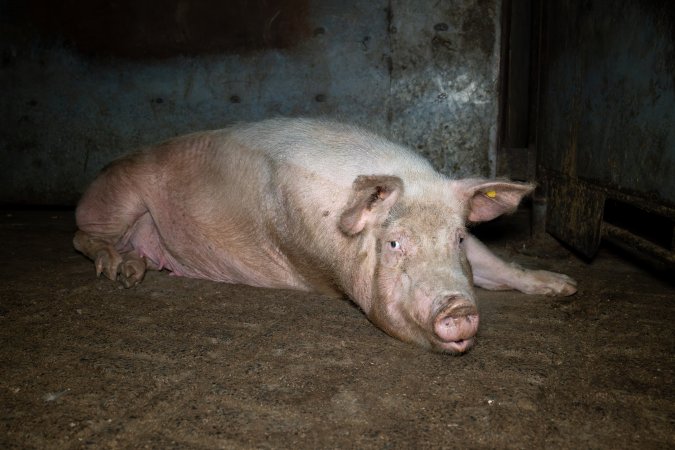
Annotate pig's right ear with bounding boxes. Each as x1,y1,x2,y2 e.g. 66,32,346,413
450,178,535,223
339,175,403,235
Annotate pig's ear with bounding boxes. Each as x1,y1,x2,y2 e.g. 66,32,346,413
451,179,535,223
340,175,403,235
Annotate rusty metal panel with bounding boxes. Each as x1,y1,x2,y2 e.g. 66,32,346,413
545,174,605,258
536,0,675,264
544,171,675,264
538,1,675,200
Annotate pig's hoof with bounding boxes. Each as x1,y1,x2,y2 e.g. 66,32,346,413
119,257,147,288
94,248,123,281
524,270,578,296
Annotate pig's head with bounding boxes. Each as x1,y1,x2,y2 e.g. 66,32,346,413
339,175,534,354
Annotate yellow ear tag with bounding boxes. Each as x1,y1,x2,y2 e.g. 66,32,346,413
485,190,497,198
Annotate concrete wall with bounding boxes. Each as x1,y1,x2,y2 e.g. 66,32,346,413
1,0,502,205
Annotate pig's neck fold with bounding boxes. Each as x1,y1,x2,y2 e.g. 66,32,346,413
338,234,378,314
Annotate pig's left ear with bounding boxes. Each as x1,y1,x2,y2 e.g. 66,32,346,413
340,175,403,235
450,179,535,223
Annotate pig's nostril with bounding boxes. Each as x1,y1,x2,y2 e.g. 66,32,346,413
434,309,479,344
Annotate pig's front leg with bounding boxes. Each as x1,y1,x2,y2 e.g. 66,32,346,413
465,234,577,296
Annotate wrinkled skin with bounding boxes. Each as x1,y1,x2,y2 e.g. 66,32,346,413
74,118,577,354
368,204,479,353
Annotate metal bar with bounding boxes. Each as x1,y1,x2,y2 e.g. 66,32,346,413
602,223,675,265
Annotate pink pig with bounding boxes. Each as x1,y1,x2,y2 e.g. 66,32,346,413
74,118,576,353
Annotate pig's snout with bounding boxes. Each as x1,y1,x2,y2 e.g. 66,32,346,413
433,298,479,353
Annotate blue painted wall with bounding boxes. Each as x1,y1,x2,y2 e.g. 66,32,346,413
1,0,502,205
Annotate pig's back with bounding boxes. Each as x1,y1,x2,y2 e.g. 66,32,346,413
228,118,441,189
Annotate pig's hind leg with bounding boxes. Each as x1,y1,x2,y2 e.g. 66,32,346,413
73,230,124,281
465,234,577,296
73,231,148,287
73,168,154,288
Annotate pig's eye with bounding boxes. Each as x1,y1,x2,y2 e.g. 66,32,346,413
389,240,401,250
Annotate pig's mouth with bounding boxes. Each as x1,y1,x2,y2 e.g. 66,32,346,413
432,303,480,354
435,337,475,354
369,291,479,354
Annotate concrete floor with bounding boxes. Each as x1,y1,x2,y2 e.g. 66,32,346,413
1,209,673,449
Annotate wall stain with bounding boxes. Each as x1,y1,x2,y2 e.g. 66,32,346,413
16,0,312,59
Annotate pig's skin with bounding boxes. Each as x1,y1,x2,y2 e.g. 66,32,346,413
74,118,577,353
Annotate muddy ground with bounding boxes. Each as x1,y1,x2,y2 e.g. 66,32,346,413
1,209,673,449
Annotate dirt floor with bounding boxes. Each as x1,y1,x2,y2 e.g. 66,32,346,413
1,209,673,449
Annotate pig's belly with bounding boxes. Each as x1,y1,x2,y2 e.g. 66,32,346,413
123,212,308,290
165,247,306,290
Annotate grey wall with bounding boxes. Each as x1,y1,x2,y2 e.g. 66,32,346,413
0,0,502,205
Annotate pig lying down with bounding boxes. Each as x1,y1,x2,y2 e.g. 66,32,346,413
74,118,576,354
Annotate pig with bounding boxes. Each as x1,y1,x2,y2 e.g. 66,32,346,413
73,118,577,354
